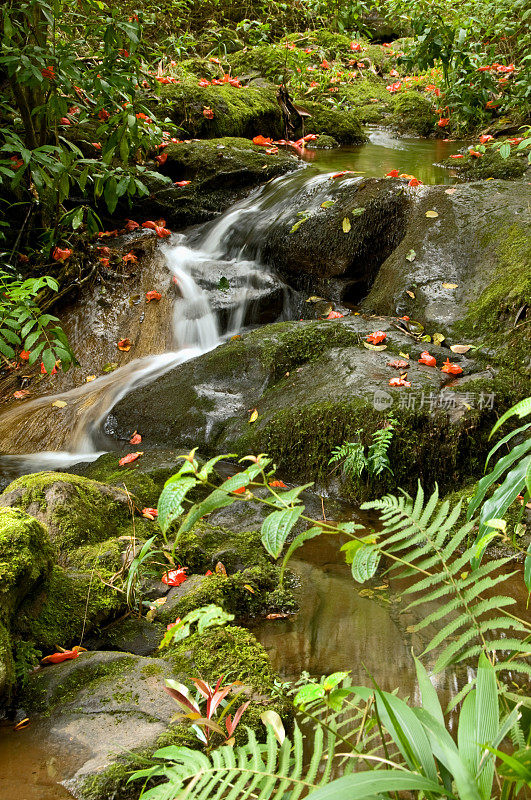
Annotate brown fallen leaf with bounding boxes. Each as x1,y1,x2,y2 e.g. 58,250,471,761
266,613,290,620
215,561,227,575
51,399,67,408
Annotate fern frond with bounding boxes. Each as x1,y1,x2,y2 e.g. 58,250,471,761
360,484,531,676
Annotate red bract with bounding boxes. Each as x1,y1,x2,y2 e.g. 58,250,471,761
136,112,151,123
265,147,279,154
122,252,138,264
98,109,109,121
389,376,411,387
253,135,273,146
117,338,131,351
146,290,162,302
418,351,436,367
13,390,30,399
174,180,191,187
155,152,168,165
389,69,399,78
232,486,246,495
202,107,214,119
92,142,102,150
59,117,71,125
350,41,362,51
330,171,354,179
97,230,118,237
388,359,409,369
386,169,399,177
142,507,158,519
41,647,84,665
19,350,30,361
479,134,494,144
130,432,142,444
386,82,402,93
99,257,110,267
41,66,56,80
486,100,500,108
119,451,142,466
450,154,464,158
326,310,344,319
438,118,450,127
124,219,140,232
161,567,187,586
507,137,523,144
469,150,483,158
166,617,182,630
52,246,72,262
321,60,330,69
408,177,422,187
198,79,211,87
441,358,463,375
41,362,57,375
269,480,287,488
367,330,387,344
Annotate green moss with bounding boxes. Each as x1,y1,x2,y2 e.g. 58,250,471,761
15,565,125,651
158,82,283,139
1,472,134,551
166,625,290,742
443,149,527,181
0,507,54,619
175,522,269,573
308,134,338,148
79,757,145,800
159,565,295,622
249,319,364,380
455,224,531,378
391,91,437,136
301,100,366,144
72,457,161,507
236,397,494,500
67,536,132,573
0,621,13,702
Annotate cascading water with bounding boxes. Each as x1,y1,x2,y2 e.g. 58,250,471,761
0,169,331,475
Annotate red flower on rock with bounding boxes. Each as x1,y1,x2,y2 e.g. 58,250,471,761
161,567,187,586
418,351,436,367
367,330,387,344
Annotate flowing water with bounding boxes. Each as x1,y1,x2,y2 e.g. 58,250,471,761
0,134,471,798
0,132,462,476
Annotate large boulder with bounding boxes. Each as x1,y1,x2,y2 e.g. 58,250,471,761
23,625,288,799
363,179,531,379
107,316,504,498
0,508,54,706
260,177,409,296
0,472,136,553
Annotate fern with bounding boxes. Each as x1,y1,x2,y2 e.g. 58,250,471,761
328,438,367,480
367,416,396,477
359,484,531,702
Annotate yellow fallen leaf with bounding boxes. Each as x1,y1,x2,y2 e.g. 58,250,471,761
363,342,387,351
432,332,445,346
342,217,351,233
249,408,258,423
85,375,96,382
243,584,256,594
52,400,67,408
450,344,472,354
425,210,439,218
406,290,415,298
399,351,410,359
442,282,458,289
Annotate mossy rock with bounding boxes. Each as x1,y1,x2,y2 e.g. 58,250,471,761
0,621,13,711
136,136,299,227
15,565,124,652
442,148,528,181
0,507,54,620
308,134,338,149
300,100,365,144
227,43,312,84
166,624,291,742
157,82,283,139
390,91,437,137
0,472,137,554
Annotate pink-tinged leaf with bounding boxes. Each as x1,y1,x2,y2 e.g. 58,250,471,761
194,678,213,699
164,685,199,713
227,700,251,735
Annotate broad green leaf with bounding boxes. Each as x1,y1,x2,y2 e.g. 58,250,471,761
261,506,304,559
490,397,531,438
279,526,322,584
306,771,451,800
351,544,381,583
157,476,197,534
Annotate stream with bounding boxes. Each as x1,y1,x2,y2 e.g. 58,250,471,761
0,132,468,799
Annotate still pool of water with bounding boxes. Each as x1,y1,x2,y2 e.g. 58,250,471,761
301,127,462,184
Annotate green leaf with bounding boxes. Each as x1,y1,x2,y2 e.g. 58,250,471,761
41,348,56,374
279,526,322,584
261,506,304,559
490,397,531,439
351,544,381,583
306,771,451,800
157,476,197,534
